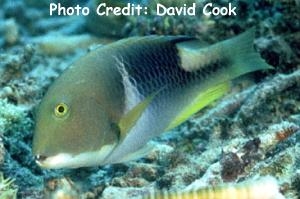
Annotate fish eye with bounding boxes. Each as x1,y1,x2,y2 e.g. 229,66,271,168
54,103,69,117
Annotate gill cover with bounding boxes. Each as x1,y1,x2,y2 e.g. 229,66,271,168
32,60,122,168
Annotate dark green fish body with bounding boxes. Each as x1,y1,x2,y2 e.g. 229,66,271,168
33,29,272,168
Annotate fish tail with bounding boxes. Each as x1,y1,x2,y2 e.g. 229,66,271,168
178,27,272,79
166,28,273,131
220,27,273,78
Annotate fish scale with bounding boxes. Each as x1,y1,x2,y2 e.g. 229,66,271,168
120,37,230,101
120,37,187,96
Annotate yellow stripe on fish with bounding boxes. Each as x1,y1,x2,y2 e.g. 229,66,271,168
32,28,273,169
144,177,285,199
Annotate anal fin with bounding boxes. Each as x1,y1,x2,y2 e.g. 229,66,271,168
166,81,230,131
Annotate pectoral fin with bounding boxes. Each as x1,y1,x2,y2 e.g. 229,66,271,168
118,92,157,140
166,82,230,131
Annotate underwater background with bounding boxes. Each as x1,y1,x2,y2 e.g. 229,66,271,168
0,0,299,198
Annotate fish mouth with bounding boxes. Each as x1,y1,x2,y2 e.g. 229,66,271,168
35,154,47,167
35,154,47,162
34,153,80,169
34,155,55,168
35,153,77,169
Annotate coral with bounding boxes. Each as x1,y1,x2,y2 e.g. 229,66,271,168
0,45,34,87
0,98,27,133
236,70,300,134
101,186,151,199
0,138,4,167
0,98,43,192
0,173,17,199
3,18,19,46
259,153,293,177
44,178,80,199
220,152,243,182
32,34,106,56
291,172,300,198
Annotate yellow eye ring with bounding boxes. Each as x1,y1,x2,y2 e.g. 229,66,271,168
54,103,69,118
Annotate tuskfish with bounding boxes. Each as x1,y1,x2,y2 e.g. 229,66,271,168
32,28,272,169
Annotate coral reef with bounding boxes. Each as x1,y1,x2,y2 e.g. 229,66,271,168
31,34,105,56
0,0,299,198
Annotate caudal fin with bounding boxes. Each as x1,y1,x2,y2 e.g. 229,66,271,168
178,27,273,80
220,27,273,79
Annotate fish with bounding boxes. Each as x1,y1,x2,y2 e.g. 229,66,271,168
32,28,272,169
143,176,285,199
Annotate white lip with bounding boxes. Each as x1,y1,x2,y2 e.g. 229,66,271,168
35,158,44,167
36,153,73,169
35,143,117,169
